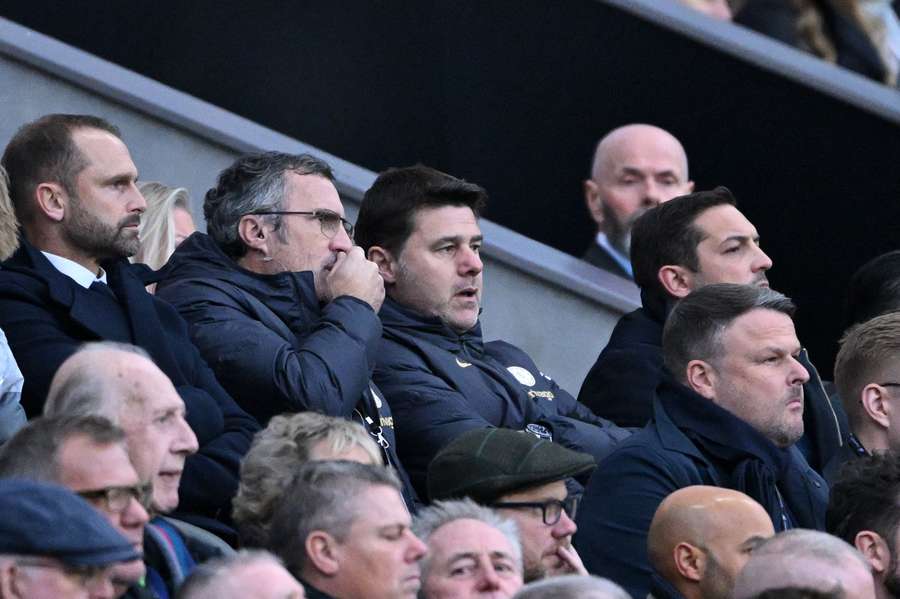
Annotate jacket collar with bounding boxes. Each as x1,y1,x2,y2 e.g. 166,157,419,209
648,570,687,599
379,297,485,356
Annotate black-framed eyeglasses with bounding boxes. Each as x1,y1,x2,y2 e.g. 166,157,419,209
249,210,354,239
77,482,153,513
490,496,579,526
878,382,900,388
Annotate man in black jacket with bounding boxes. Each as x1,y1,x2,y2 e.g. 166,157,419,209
0,114,258,531
154,151,417,507
354,165,629,495
577,187,845,475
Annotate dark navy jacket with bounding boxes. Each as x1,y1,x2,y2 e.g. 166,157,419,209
578,293,848,474
374,298,630,497
153,233,418,507
573,376,829,599
0,239,259,526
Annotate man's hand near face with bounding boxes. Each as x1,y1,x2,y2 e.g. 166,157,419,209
323,247,385,312
556,543,588,576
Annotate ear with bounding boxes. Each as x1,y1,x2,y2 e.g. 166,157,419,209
305,531,341,577
34,182,67,223
658,265,694,299
583,179,605,227
855,530,889,574
0,561,26,599
237,215,272,256
686,359,717,400
861,384,891,429
673,542,704,583
367,246,398,284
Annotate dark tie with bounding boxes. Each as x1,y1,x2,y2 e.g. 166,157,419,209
89,280,117,301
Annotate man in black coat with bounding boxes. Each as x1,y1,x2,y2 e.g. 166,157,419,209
153,151,417,508
354,165,629,496
0,114,259,534
577,187,845,475
574,284,830,599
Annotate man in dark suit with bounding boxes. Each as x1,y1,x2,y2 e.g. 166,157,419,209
0,114,259,536
581,124,694,279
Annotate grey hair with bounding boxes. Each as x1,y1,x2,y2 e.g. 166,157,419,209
751,529,869,568
267,461,401,577
175,550,289,599
203,152,334,258
44,341,152,424
662,283,796,384
512,575,632,599
413,498,522,582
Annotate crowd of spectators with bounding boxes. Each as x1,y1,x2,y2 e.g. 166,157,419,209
0,109,897,599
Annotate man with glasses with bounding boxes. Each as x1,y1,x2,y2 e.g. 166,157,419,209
0,415,152,597
0,478,143,599
153,152,416,508
428,428,596,582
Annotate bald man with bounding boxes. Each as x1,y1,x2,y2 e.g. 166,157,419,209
647,486,774,599
582,124,694,279
732,530,876,599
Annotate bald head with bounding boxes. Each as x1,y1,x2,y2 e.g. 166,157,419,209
648,486,774,599
585,124,693,254
733,530,875,599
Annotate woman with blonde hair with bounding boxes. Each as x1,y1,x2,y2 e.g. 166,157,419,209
134,181,197,271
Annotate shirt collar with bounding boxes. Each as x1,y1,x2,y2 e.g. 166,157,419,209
595,232,633,277
40,251,107,288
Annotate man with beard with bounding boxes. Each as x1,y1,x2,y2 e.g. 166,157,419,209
646,486,775,599
152,151,416,509
827,451,900,599
581,124,694,279
577,187,844,478
0,114,259,537
574,284,830,598
354,165,629,495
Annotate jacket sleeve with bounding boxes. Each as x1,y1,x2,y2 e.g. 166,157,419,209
0,329,26,443
159,279,381,423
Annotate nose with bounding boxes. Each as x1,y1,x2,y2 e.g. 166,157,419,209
175,415,199,455
475,562,503,591
123,495,150,528
406,530,428,562
552,509,578,539
641,180,664,207
458,245,483,276
331,222,354,253
752,245,773,272
790,356,810,386
89,576,116,599
129,184,147,214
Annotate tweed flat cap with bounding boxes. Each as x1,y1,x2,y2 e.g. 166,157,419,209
0,478,140,567
427,428,596,503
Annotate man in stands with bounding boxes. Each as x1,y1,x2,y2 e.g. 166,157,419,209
0,114,258,528
581,124,693,279
828,452,900,599
152,151,414,507
176,550,305,599
0,416,152,597
577,187,844,477
732,530,875,599
428,428,595,582
354,164,629,494
0,478,142,599
574,284,829,598
267,461,427,599
646,486,775,599
413,499,524,599
44,342,229,595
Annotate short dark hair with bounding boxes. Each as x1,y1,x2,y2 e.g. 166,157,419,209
203,152,334,258
845,250,900,328
266,461,400,577
0,415,125,482
662,283,796,383
1,114,120,224
354,165,488,255
631,186,737,302
827,451,900,558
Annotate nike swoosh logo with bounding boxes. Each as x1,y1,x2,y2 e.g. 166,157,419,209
455,357,472,368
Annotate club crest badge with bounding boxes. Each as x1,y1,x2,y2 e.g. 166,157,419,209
507,366,536,387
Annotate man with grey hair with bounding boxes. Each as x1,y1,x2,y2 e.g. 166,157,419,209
512,576,631,599
574,284,829,598
267,461,427,599
732,530,875,599
581,124,693,279
413,498,523,599
153,151,416,508
176,550,304,599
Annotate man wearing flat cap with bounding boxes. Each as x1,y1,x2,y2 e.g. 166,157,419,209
0,478,140,599
428,428,596,582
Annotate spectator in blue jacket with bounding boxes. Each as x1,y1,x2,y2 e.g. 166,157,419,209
354,165,630,495
574,284,829,599
152,151,416,509
0,114,259,530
